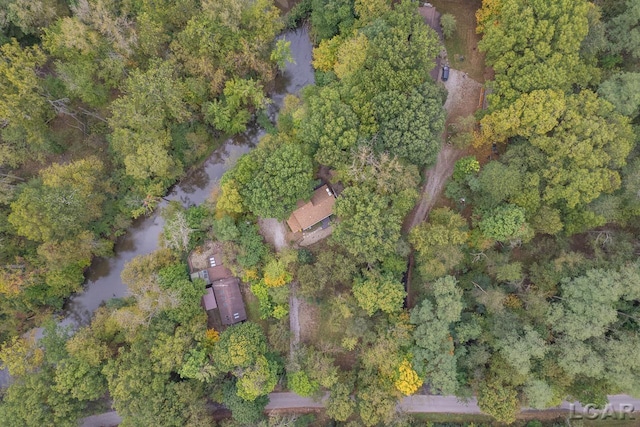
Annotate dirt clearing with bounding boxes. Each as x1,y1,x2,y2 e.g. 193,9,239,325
258,218,288,252
443,69,483,123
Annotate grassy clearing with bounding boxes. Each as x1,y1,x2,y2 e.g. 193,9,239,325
242,285,270,332
430,0,486,82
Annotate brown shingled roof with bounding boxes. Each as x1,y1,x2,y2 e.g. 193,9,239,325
211,277,247,325
206,248,233,281
286,185,336,232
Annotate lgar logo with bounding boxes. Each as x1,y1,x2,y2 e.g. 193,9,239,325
569,403,636,420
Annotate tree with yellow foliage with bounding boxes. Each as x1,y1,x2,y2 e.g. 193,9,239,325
312,36,342,72
354,0,391,22
0,332,44,378
263,258,292,287
215,180,245,218
395,359,423,396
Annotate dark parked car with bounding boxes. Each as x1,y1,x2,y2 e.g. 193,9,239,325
442,65,450,81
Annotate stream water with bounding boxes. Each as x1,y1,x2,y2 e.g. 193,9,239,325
60,28,315,328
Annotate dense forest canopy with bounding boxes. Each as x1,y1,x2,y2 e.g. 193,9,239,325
0,0,286,340
1,0,640,426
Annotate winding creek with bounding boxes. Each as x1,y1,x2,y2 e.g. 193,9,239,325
0,28,314,389
62,28,315,328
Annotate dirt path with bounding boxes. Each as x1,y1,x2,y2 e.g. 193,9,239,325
404,69,483,232
405,144,459,231
289,282,301,356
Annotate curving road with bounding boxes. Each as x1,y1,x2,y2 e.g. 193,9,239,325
81,393,640,426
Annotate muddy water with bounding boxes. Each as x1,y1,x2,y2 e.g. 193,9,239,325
61,28,315,328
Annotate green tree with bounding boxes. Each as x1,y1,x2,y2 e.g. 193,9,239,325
345,1,440,103
271,39,293,71
453,156,480,182
5,0,59,36
43,16,124,107
222,380,268,425
479,89,567,144
477,376,519,424
54,357,107,401
300,85,359,169
548,268,625,341
598,72,640,118
171,0,282,85
606,0,640,60
287,370,319,397
0,39,52,167
230,142,314,220
333,184,416,263
440,13,456,39
524,379,555,409
478,204,533,243
529,91,632,213
354,0,390,22
109,61,190,197
410,277,463,395
409,207,468,281
104,331,207,427
343,145,421,195
9,156,109,243
326,380,356,421
356,376,397,427
352,270,405,316
0,370,86,427
236,354,279,401
495,324,547,377
310,0,355,41
477,0,596,109
373,82,445,167
204,78,267,134
236,221,269,269
297,248,357,300
212,322,268,372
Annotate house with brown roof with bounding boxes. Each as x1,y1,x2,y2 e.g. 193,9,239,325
286,184,336,233
188,242,247,326
211,277,247,325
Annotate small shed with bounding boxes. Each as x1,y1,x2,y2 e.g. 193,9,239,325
201,287,218,310
211,277,247,325
287,185,336,233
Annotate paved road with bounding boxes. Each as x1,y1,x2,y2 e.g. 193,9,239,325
82,393,640,426
266,392,327,410
81,411,121,427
